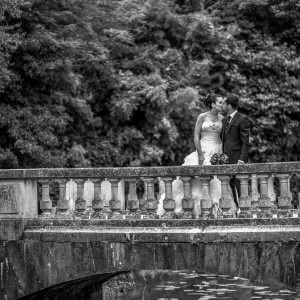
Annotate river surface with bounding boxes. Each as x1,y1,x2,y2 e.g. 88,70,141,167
108,270,298,300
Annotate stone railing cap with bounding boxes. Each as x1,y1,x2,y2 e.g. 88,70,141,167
0,162,299,179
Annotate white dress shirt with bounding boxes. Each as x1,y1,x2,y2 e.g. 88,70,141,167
228,110,237,122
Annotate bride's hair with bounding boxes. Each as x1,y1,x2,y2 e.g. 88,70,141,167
203,93,219,110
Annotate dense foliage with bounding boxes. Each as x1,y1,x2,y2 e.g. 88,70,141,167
0,0,299,168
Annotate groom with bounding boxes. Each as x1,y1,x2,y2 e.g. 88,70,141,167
221,94,250,207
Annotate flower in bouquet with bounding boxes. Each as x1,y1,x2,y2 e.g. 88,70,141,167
210,152,229,165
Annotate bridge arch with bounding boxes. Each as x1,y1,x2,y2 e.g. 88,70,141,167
19,271,129,300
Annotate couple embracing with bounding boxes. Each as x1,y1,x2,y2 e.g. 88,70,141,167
157,93,250,217
193,93,250,210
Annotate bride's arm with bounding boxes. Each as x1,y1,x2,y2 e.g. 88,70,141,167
194,113,206,165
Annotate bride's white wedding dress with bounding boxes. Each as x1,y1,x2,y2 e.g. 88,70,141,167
157,120,236,217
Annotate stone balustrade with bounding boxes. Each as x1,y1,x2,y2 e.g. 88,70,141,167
0,162,299,219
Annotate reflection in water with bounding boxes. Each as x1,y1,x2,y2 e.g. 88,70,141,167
105,270,297,300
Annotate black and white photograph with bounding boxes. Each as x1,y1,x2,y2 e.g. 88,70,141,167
1,0,300,299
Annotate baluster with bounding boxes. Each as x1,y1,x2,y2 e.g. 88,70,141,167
83,180,94,214
201,177,212,219
267,174,277,204
180,177,194,219
250,174,260,206
219,176,233,218
91,179,107,219
257,175,272,217
66,179,76,211
236,175,251,218
126,178,140,219
57,179,70,215
127,178,139,210
158,178,165,198
139,181,147,210
157,178,166,216
74,179,86,215
288,175,293,205
277,174,292,210
267,174,278,218
142,177,158,219
39,180,52,217
92,179,102,210
161,177,175,219
108,178,122,219
268,174,276,205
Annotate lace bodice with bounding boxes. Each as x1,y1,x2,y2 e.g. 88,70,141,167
183,119,222,166
200,120,222,145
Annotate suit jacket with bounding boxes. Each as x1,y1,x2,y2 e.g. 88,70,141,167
221,111,250,164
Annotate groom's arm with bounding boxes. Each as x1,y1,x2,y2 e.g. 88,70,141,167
239,116,250,163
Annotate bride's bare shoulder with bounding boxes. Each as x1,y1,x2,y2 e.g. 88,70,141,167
197,112,209,120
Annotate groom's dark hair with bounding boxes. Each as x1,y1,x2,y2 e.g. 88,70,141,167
225,94,239,109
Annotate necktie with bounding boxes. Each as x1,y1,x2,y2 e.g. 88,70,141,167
226,115,231,125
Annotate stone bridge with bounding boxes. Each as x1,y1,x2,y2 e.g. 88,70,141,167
1,162,300,299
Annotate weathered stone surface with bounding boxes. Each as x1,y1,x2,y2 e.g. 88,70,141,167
0,162,300,179
0,219,27,241
239,196,251,210
22,217,300,228
20,220,300,244
0,180,38,218
1,163,300,298
1,218,300,299
66,179,125,212
160,212,175,220
1,164,299,220
0,184,18,213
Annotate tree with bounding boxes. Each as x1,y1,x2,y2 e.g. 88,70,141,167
1,0,299,168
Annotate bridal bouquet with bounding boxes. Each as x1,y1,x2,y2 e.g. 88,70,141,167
210,153,229,165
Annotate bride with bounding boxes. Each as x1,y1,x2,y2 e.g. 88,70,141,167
157,93,236,218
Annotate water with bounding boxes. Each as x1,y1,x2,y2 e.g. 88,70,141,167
104,270,298,300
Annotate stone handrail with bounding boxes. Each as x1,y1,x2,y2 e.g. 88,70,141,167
0,161,299,178
0,162,299,220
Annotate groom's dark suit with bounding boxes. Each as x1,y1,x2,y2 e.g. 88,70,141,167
221,111,250,206
221,111,250,164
